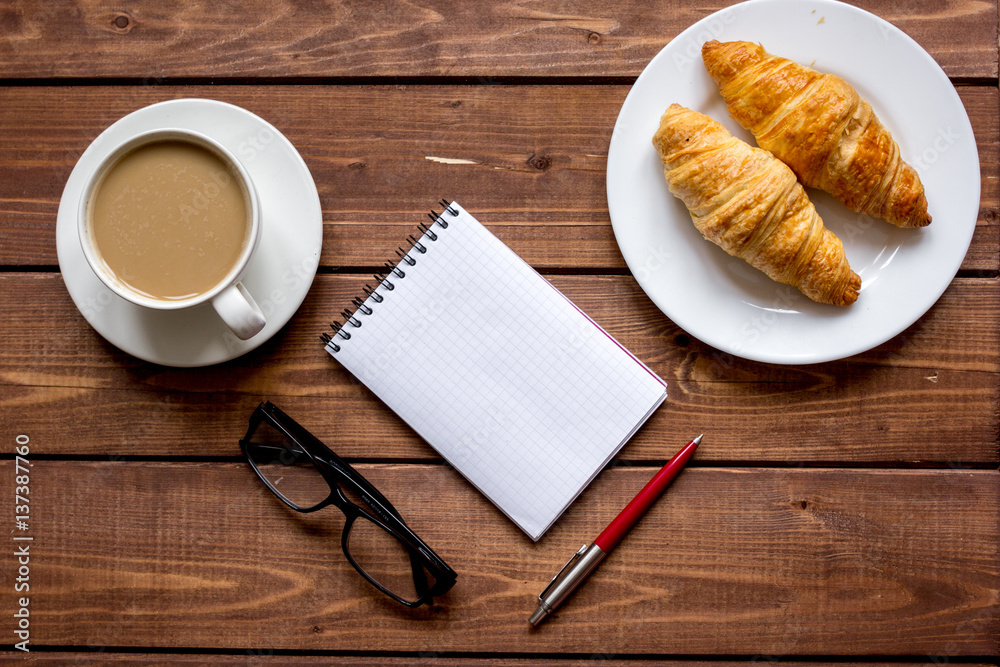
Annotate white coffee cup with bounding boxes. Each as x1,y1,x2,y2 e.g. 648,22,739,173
78,128,266,340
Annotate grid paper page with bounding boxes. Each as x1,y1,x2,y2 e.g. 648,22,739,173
326,202,666,540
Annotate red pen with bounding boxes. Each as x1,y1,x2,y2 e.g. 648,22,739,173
529,435,701,626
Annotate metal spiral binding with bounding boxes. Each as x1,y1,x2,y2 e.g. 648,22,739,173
321,200,461,352
341,310,361,327
320,321,351,352
431,199,457,227
351,296,373,315
407,235,427,253
384,261,405,279
395,248,416,266
372,271,395,290
417,222,438,241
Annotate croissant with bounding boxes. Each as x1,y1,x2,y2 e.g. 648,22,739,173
702,40,930,228
653,104,861,306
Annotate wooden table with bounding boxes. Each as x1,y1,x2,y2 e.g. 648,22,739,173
1,1,998,663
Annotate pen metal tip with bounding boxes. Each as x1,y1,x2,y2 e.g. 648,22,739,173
692,434,703,445
529,605,549,627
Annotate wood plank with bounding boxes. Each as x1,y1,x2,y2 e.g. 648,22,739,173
12,461,999,655
1,274,997,463
0,85,996,272
14,659,994,666
0,1,994,79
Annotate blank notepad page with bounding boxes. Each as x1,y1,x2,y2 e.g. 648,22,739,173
326,202,666,540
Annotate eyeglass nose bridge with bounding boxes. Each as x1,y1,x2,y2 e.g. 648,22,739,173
324,470,406,526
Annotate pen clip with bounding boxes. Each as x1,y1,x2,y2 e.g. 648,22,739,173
538,543,589,602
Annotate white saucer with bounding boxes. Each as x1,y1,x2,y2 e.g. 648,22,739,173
56,99,323,367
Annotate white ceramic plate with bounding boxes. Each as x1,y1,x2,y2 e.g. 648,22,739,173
607,0,979,364
56,99,323,367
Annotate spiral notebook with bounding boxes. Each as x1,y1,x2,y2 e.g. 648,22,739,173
323,201,667,540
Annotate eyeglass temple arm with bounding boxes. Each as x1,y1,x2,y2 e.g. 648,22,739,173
409,549,430,597
242,441,298,457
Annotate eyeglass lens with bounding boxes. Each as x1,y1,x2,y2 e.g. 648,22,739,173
347,512,437,604
245,420,331,509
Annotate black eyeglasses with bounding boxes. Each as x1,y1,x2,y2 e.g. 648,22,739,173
240,401,456,607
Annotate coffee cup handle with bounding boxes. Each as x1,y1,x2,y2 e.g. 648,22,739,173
212,282,265,340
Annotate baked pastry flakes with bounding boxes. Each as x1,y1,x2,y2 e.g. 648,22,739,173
653,104,861,306
702,40,930,228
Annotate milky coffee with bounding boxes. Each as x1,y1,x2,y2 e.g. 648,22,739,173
87,139,250,301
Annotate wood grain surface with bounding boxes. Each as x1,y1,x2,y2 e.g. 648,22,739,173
1,0,998,661
9,460,999,656
0,85,996,271
0,1,995,80
19,660,1000,667
1,274,997,463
